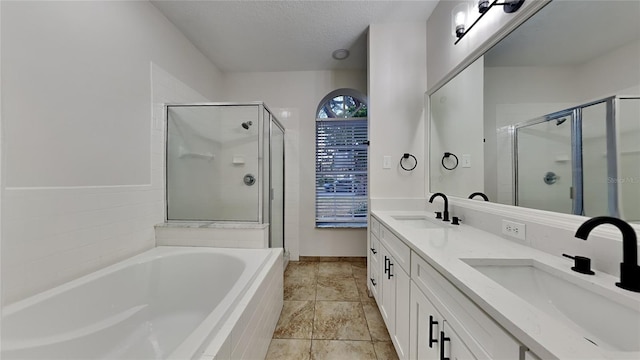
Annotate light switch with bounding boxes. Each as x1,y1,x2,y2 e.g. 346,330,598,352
383,156,392,169
462,154,471,168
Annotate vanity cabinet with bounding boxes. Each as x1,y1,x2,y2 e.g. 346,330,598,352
370,218,410,360
369,214,524,360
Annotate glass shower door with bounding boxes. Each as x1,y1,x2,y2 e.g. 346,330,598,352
618,97,640,222
270,121,285,248
516,113,574,213
581,102,609,217
166,105,260,221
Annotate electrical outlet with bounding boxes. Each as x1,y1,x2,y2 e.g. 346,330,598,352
502,220,526,241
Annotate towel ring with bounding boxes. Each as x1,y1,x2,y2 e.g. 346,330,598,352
441,152,459,170
400,153,417,171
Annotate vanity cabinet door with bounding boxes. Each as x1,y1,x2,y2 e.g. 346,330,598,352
380,244,410,360
379,245,395,329
410,281,441,360
442,321,477,360
394,262,410,360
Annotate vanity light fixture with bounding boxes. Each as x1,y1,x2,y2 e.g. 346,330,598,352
454,0,526,45
452,3,468,39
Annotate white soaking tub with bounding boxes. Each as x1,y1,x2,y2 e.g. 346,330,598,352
1,246,284,360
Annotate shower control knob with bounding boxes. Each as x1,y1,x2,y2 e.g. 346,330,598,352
243,174,256,186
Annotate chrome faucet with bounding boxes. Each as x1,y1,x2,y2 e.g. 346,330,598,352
429,193,449,222
468,192,489,201
574,216,640,292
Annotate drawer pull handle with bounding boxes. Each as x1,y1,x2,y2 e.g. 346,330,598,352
440,331,450,360
387,262,394,279
370,247,377,255
428,315,438,348
370,278,377,286
384,256,390,274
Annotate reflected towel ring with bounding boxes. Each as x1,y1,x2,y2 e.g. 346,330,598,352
400,153,417,171
441,152,459,170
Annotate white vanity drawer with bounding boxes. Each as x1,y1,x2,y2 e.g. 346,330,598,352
369,233,380,263
411,252,521,360
369,236,380,299
370,217,380,237
380,225,410,274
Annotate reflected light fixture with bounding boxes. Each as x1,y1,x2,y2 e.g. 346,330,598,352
332,49,350,60
478,0,491,14
454,0,526,44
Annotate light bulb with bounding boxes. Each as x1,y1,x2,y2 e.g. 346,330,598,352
452,3,469,39
455,11,466,27
455,11,466,38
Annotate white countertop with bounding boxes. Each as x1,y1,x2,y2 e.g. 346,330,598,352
372,210,640,360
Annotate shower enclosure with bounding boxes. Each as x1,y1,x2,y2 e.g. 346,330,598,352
513,96,640,221
165,103,285,248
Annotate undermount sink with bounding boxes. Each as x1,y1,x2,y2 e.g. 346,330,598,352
462,258,640,353
390,215,445,229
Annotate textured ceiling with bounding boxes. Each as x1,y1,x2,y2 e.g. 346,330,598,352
485,0,640,67
151,0,438,72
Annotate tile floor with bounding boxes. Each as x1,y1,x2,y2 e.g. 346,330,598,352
265,259,399,360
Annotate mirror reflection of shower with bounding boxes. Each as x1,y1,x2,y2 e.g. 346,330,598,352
513,96,640,221
241,121,253,130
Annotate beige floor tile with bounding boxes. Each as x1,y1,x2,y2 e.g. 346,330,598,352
362,302,391,341
284,275,316,301
318,262,353,277
316,275,359,301
352,262,368,278
265,339,311,360
354,275,375,302
313,301,371,340
373,341,399,360
274,301,315,339
285,261,318,279
311,340,376,360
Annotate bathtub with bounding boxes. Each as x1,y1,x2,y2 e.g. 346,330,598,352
1,246,284,359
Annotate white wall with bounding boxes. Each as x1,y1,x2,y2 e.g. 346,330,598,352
430,58,484,196
222,70,368,258
577,40,640,101
1,1,223,304
368,22,427,199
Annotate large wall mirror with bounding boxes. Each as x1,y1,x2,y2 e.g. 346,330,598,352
429,0,640,223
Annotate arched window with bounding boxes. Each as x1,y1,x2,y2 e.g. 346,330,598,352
315,89,368,228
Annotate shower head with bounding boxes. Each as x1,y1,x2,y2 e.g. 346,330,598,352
556,118,567,126
241,121,253,130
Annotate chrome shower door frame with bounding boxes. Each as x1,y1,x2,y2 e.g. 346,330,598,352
512,96,619,217
164,102,267,223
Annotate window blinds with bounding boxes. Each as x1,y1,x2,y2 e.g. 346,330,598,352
315,118,368,227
